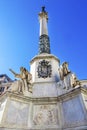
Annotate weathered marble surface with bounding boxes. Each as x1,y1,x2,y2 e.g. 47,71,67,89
33,83,58,97
0,86,87,130
62,96,86,127
82,93,87,110
0,99,7,124
3,100,29,128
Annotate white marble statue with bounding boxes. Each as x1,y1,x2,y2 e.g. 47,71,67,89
9,67,32,93
8,80,23,93
57,73,80,90
62,62,70,76
58,62,70,80
70,73,80,87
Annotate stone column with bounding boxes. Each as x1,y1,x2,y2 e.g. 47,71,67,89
38,7,50,54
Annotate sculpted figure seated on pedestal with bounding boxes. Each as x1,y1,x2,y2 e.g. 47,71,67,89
58,61,80,90
70,73,80,87
64,73,80,90
58,62,71,80
8,67,32,94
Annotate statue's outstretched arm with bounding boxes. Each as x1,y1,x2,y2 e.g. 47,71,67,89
9,69,21,78
9,69,17,75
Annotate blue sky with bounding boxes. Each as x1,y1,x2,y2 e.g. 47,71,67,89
0,0,87,80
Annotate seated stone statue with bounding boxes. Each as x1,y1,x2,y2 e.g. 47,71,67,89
58,62,71,80
22,67,32,92
62,62,70,76
9,67,32,93
57,73,80,90
70,73,80,87
8,80,23,93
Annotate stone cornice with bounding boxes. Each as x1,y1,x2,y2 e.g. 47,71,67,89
1,86,87,103
80,79,87,84
30,54,60,64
